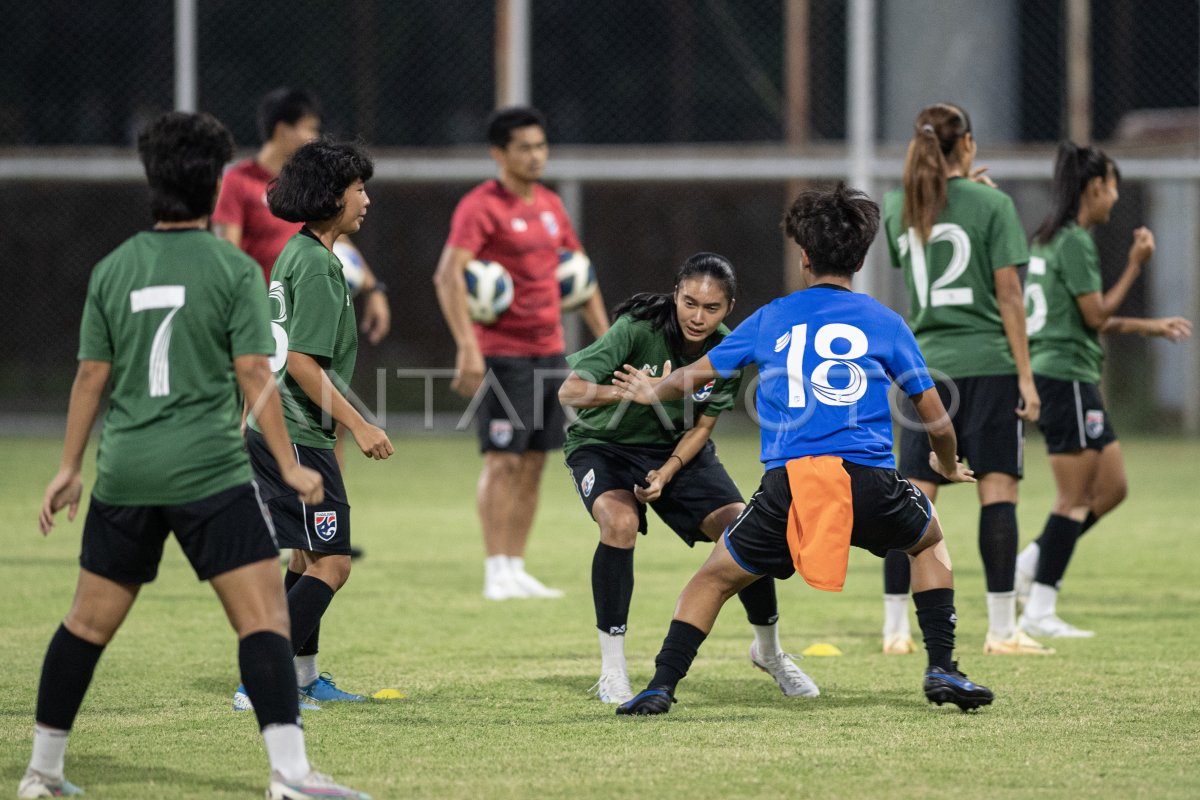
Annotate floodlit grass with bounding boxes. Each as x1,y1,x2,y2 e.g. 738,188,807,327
3,432,1199,799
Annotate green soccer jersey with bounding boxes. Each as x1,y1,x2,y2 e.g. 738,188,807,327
883,178,1030,379
1026,224,1104,383
563,315,741,457
77,229,273,505
250,230,358,449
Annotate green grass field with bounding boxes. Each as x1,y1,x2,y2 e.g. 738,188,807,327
4,431,1199,799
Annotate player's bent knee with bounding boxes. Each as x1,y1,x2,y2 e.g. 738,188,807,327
308,554,352,590
62,614,118,647
599,523,638,549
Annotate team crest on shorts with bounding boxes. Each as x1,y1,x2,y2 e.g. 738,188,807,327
581,468,596,497
1085,409,1105,439
691,380,716,402
490,419,514,448
314,511,338,542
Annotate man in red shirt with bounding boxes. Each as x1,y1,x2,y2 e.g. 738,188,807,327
435,107,609,600
212,87,390,345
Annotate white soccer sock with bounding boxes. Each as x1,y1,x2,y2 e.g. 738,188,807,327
294,655,318,688
1024,583,1059,621
262,723,311,783
29,724,69,779
751,622,783,657
883,594,912,636
598,630,627,673
986,591,1017,639
507,555,527,575
1017,541,1040,576
484,555,510,582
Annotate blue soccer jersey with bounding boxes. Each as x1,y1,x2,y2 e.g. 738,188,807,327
708,285,934,470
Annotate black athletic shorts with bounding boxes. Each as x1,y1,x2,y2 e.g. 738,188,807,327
898,374,1024,483
724,462,933,581
1034,375,1117,454
475,355,568,454
246,428,352,555
564,441,744,546
79,482,278,584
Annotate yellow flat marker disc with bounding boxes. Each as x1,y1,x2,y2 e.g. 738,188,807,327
801,643,843,657
372,688,408,700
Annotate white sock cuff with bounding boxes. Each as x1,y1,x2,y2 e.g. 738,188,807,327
262,723,311,783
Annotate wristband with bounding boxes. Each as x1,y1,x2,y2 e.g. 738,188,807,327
371,281,388,294
668,454,684,469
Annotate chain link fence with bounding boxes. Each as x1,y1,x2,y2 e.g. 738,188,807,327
4,0,1198,430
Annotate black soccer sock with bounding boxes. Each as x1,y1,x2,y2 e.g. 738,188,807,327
35,624,105,730
1078,511,1100,538
883,549,912,594
287,576,335,656
239,631,301,729
736,576,779,626
1034,514,1083,587
284,570,320,657
592,542,634,636
648,620,708,693
913,588,956,672
978,502,1018,592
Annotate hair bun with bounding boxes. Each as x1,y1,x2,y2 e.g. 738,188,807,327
920,123,935,134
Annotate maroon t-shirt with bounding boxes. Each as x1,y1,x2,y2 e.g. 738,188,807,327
447,180,581,357
212,159,301,283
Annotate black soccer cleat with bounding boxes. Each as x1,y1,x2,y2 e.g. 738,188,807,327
923,662,994,712
616,687,676,716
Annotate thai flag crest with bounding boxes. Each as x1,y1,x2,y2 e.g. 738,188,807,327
314,510,338,542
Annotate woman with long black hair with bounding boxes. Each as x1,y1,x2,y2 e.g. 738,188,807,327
1015,142,1190,637
558,252,814,706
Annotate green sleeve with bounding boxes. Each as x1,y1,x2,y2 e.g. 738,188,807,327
228,262,275,358
287,273,345,359
1059,231,1103,296
986,194,1030,270
76,268,113,362
567,316,635,383
883,194,903,268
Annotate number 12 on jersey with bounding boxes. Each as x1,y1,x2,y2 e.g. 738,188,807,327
899,223,974,309
786,322,869,408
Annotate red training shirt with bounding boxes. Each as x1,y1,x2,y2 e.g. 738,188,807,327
446,180,581,357
212,159,301,283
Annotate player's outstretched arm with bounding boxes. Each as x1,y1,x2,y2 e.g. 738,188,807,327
994,265,1040,422
235,354,324,505
39,359,110,534
558,370,626,408
613,357,711,405
433,245,485,398
910,387,975,484
286,350,394,460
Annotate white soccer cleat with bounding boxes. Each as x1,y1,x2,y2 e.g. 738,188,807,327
482,568,523,601
749,643,820,697
266,770,370,800
591,670,635,704
1018,613,1096,639
883,631,917,655
509,568,565,599
233,686,321,712
17,769,84,798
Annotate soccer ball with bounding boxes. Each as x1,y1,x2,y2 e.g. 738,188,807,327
558,249,597,310
332,239,366,297
465,259,514,324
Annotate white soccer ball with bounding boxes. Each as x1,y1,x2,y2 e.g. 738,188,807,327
558,249,596,310
332,239,367,297
465,259,514,324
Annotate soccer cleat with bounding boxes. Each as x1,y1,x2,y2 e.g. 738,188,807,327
615,687,675,716
482,569,522,601
590,670,635,704
883,632,917,655
265,770,370,800
1018,613,1096,639
749,643,820,697
17,770,84,798
983,629,1056,656
233,685,321,712
923,662,994,712
508,568,565,599
300,673,367,702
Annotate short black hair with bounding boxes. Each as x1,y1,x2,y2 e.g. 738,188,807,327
781,183,880,278
487,106,546,148
267,138,374,223
136,111,234,222
257,87,322,143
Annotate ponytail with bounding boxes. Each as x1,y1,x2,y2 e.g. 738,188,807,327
902,104,972,241
1033,141,1118,244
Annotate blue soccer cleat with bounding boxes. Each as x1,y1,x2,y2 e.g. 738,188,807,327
17,769,84,797
923,662,994,712
615,687,675,716
300,673,366,703
232,684,321,712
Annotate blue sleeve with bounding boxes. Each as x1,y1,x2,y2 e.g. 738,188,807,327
886,315,935,397
707,308,762,378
